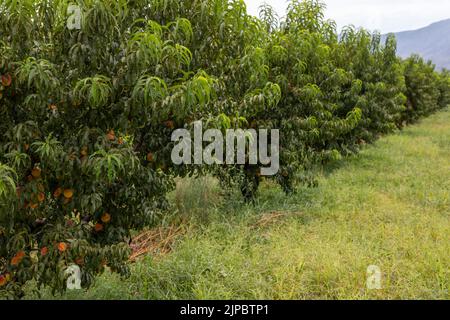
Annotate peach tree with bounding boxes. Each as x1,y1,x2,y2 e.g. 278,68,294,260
0,0,215,298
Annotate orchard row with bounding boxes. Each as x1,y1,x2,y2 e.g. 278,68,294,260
0,0,449,298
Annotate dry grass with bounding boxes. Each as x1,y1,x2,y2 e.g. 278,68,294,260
129,224,185,262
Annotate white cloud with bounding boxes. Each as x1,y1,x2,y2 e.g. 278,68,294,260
244,0,450,33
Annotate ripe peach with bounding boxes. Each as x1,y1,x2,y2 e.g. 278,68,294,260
63,189,74,199
94,223,104,232
1,74,12,87
101,213,111,224
31,167,41,178
57,242,67,252
0,275,6,287
107,130,115,141
164,120,175,129
53,187,62,198
37,192,45,203
40,247,48,256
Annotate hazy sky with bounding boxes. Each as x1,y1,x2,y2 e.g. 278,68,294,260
245,0,450,33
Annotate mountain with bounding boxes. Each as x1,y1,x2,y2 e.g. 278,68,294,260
383,19,450,70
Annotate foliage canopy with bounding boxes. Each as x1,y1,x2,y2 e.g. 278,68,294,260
0,0,449,298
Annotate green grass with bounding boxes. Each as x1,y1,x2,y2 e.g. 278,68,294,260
28,109,450,300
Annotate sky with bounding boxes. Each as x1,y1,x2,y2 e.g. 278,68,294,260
245,0,450,33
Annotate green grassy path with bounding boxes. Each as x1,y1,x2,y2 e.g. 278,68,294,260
31,109,450,300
